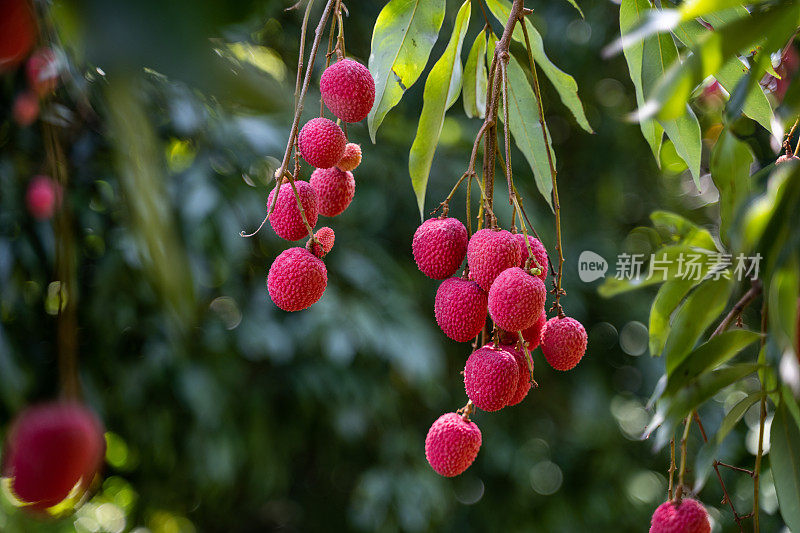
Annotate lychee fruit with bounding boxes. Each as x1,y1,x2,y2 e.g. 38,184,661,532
488,267,546,332
777,153,800,164
464,345,519,412
540,316,587,371
434,277,487,342
307,226,335,258
26,175,60,220
521,309,547,349
12,91,39,127
267,247,327,311
310,166,355,217
649,498,711,533
2,402,105,513
0,0,36,72
424,412,482,477
26,48,59,96
467,228,522,291
515,233,549,281
298,117,347,169
497,342,532,407
336,143,362,172
412,217,468,280
320,59,376,123
267,180,318,241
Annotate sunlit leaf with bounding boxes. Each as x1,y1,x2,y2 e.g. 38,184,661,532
650,211,717,251
710,129,753,245
771,398,800,533
649,279,696,356
664,363,760,422
768,259,800,355
463,30,487,119
679,0,770,21
716,391,763,445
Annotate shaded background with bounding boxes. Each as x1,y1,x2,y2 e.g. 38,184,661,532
0,0,788,531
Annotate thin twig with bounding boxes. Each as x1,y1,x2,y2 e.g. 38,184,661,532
676,413,693,500
711,280,763,337
294,0,316,109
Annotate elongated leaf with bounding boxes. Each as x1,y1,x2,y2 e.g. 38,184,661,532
368,0,446,142
769,259,800,355
664,363,760,422
663,278,732,374
463,30,487,119
484,0,593,133
710,129,754,245
408,0,471,217
771,399,800,533
649,211,717,250
620,0,664,162
680,0,770,21
716,391,762,445
649,279,696,356
564,0,584,18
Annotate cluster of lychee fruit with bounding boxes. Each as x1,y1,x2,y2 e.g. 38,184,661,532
414,216,587,477
266,58,374,312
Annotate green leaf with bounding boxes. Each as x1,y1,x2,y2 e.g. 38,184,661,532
679,0,770,21
666,329,761,395
368,0,446,142
463,30,487,119
664,363,760,422
408,0,471,218
768,259,800,355
484,0,593,133
770,398,800,533
716,391,762,445
564,0,584,18
710,129,754,245
663,278,733,374
650,211,717,251
649,279,696,356
620,0,664,162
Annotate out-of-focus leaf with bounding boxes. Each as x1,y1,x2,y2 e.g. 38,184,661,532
564,0,584,18
771,398,800,533
463,30,487,119
716,391,763,445
485,0,593,133
752,163,800,277
408,0,471,217
650,211,717,250
680,0,769,21
649,279,697,356
368,0,446,142
768,259,800,355
663,278,732,374
664,363,760,421
710,129,753,245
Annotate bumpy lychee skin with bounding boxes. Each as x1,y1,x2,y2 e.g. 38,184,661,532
488,268,547,332
464,345,519,412
649,498,711,533
267,247,327,311
336,143,362,171
424,412,482,477
434,278,487,342
310,167,355,217
298,117,347,169
540,316,588,371
320,59,376,123
26,48,59,96
26,175,60,220
3,402,105,513
521,310,547,349
267,180,318,241
515,234,549,282
467,228,522,291
494,343,532,407
777,153,800,164
307,226,335,258
412,217,468,280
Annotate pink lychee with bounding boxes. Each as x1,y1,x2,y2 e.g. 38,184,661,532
267,180,318,241
336,143,362,172
649,498,711,533
306,226,335,258
540,316,587,371
298,117,347,169
488,267,546,332
320,59,376,123
467,228,522,291
777,154,799,164
26,48,59,96
267,247,327,311
494,342,532,407
424,412,481,477
13,91,39,126
521,309,547,349
434,277,487,342
26,175,60,220
309,166,355,217
412,217,468,280
464,345,519,412
515,233,549,281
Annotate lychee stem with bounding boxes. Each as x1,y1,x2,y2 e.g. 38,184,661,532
517,332,535,385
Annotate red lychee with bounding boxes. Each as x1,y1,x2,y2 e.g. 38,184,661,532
488,267,546,332
495,342,532,407
267,180,318,241
464,345,519,412
467,228,522,291
434,277,487,342
12,91,39,126
412,217,468,280
307,226,335,258
26,175,60,220
26,48,59,96
521,309,547,349
298,117,347,169
649,498,711,533
336,143,362,172
424,412,481,477
320,59,376,123
310,166,355,217
267,247,327,311
0,0,36,72
515,233,549,281
777,154,799,164
3,402,105,513
540,316,587,371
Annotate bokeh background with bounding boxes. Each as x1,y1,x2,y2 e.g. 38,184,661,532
0,0,789,531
